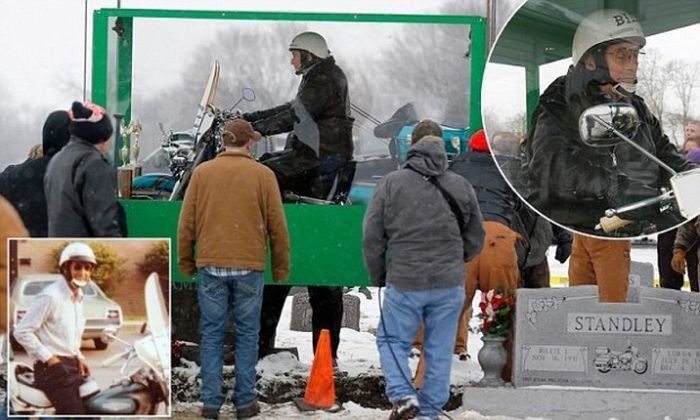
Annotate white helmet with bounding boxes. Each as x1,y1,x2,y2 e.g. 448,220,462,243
289,31,330,59
572,9,646,65
59,242,97,267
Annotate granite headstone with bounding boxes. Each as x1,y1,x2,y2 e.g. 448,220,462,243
514,286,700,390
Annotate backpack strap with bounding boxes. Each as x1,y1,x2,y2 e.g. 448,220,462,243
406,165,465,233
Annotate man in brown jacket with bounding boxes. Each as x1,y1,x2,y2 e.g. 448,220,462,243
177,119,290,420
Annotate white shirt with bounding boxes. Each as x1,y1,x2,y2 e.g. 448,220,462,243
14,278,85,363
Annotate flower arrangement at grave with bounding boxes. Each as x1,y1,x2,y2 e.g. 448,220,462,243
478,288,515,337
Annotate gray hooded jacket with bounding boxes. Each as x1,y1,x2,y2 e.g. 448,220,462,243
362,137,484,290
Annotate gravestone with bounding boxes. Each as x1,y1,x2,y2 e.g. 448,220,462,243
290,293,361,332
514,285,700,390
629,260,654,287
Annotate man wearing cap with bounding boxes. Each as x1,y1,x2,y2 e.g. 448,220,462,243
0,110,71,237
14,242,98,414
242,31,353,365
522,9,694,237
45,101,125,237
178,119,290,419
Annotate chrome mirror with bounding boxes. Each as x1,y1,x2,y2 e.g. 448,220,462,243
578,103,639,148
242,88,256,102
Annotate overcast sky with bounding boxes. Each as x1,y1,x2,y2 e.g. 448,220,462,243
4,0,695,164
0,0,506,111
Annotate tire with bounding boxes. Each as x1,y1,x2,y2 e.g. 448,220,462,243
596,364,611,373
633,360,648,374
94,337,109,350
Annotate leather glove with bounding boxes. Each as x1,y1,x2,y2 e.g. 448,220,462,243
671,249,687,274
597,215,633,233
555,242,572,263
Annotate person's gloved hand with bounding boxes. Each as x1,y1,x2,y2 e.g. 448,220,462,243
597,215,633,233
671,249,687,274
555,242,572,263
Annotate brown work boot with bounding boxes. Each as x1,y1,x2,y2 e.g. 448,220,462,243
236,400,261,419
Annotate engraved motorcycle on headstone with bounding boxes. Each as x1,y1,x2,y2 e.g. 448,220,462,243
594,343,648,374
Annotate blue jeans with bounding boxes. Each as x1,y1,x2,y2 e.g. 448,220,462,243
198,270,263,410
377,284,464,419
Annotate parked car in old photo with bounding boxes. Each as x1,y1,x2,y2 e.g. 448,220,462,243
10,274,123,351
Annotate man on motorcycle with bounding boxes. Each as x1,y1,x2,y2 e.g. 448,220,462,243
242,31,353,364
522,9,695,237
242,31,354,198
14,242,96,414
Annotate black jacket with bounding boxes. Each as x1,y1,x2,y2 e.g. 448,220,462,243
44,137,125,237
449,150,517,227
0,157,52,237
244,56,354,160
523,74,694,234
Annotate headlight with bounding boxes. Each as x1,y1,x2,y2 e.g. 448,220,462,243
107,309,121,322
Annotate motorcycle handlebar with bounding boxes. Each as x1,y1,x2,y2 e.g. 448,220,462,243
101,349,130,367
604,190,674,218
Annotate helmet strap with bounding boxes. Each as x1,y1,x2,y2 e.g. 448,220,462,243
71,278,89,289
612,81,637,97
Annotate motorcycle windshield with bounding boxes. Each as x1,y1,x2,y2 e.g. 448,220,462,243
144,273,170,380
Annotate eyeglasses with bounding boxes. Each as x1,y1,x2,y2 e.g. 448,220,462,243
606,48,645,64
69,261,95,271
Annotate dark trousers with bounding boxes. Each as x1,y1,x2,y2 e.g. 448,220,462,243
258,285,343,360
522,259,551,288
33,356,85,415
658,229,699,291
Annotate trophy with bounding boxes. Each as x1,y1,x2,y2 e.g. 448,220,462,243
119,125,130,167
128,120,142,167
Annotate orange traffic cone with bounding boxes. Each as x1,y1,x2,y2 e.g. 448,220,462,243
293,329,342,412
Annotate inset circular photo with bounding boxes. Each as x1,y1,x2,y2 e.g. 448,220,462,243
482,1,700,238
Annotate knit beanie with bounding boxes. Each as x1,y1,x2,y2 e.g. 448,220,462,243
469,129,490,153
69,101,114,144
42,110,71,157
686,148,700,164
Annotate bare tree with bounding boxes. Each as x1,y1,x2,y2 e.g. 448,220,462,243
132,23,305,166
637,49,676,124
669,59,700,129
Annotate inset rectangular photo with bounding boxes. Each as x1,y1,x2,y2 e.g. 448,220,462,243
6,238,171,417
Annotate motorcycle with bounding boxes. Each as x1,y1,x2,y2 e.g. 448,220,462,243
9,273,170,416
578,103,700,234
133,62,357,204
594,344,648,374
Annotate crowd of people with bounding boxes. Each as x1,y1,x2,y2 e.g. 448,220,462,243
0,9,699,420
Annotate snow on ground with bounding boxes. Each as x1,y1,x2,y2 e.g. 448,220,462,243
173,400,542,419
274,287,485,384
175,287,492,419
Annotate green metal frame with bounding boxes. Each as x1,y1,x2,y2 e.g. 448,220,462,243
94,9,488,284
